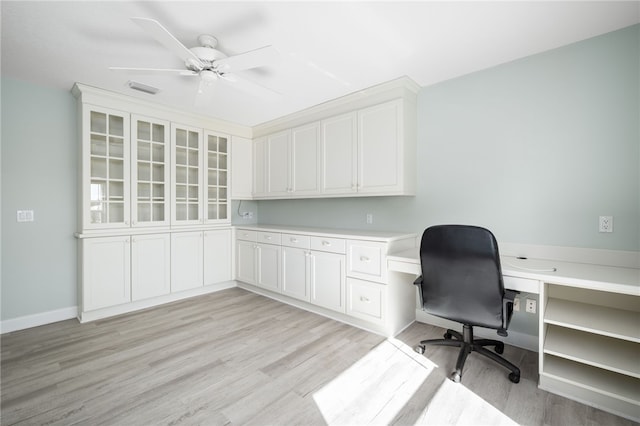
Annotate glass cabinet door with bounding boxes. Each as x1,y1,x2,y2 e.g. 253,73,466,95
131,115,170,227
85,106,130,228
204,131,230,223
172,124,202,225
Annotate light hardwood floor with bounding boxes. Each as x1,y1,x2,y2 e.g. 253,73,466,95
1,288,637,426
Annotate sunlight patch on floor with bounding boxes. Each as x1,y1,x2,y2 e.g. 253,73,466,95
313,337,437,425
414,378,519,425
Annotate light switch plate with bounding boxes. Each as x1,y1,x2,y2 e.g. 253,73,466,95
17,210,34,222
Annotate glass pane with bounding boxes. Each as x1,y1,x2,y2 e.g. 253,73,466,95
90,135,107,156
109,181,124,200
152,124,165,143
175,129,187,147
188,185,198,201
218,154,227,170
109,137,124,158
188,149,198,166
152,184,164,200
91,158,107,179
108,203,124,222
90,111,107,134
90,181,106,201
175,184,187,200
152,144,164,162
188,131,198,149
109,159,123,180
138,182,151,200
208,204,218,220
219,171,227,187
219,137,227,153
152,164,164,182
90,202,105,223
219,187,227,200
208,169,217,186
138,203,151,222
138,162,151,181
138,142,151,161
152,203,164,221
188,203,199,220
175,147,187,165
208,136,217,151
219,204,227,219
175,167,187,184
137,121,151,141
109,115,124,137
208,152,218,169
208,187,218,200
176,204,187,221
188,167,198,184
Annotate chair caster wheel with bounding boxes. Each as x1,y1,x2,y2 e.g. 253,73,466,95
414,345,425,354
509,372,520,383
450,371,461,383
495,343,504,354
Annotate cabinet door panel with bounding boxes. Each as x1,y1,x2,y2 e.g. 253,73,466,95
236,240,257,284
204,131,230,223
282,247,310,301
83,236,131,311
171,124,203,225
310,251,345,313
253,137,267,197
291,123,320,195
131,233,170,301
231,136,253,199
171,232,203,292
204,229,232,285
267,131,290,196
257,243,281,291
321,112,357,194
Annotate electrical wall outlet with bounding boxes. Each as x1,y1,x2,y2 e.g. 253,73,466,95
513,297,520,312
599,216,613,233
366,213,373,224
525,298,537,314
240,212,253,219
16,210,34,222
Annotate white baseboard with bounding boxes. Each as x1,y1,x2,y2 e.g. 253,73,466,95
1,306,78,334
415,310,539,352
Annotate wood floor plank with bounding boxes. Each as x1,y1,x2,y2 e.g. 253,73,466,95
1,287,635,426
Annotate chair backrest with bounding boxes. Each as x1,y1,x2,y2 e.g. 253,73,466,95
418,225,505,329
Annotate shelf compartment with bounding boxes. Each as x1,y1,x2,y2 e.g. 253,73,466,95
542,355,639,405
544,325,640,377
545,297,640,343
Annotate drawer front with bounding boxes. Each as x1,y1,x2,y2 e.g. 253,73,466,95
236,229,257,242
257,231,281,245
347,240,386,283
310,236,346,254
504,275,540,293
347,278,385,323
281,233,311,249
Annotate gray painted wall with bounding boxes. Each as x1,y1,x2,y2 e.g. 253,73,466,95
257,25,640,252
1,78,78,320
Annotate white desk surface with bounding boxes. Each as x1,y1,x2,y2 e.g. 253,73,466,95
387,247,640,296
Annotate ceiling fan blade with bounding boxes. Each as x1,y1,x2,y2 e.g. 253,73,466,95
109,67,198,76
221,73,281,100
131,17,203,68
214,45,279,72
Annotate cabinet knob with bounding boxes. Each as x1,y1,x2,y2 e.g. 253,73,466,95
360,296,370,303
322,241,331,246
360,256,370,262
291,238,298,243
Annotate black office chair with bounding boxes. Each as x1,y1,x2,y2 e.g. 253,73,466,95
413,225,520,383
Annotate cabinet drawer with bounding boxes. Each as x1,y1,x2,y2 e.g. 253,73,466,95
347,240,386,283
257,231,281,245
504,275,539,293
236,229,257,242
281,233,311,249
347,278,385,323
310,236,346,254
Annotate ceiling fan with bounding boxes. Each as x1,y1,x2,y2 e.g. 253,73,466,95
110,17,280,100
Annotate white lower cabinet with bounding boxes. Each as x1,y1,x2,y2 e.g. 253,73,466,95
204,229,232,285
347,277,385,324
257,242,281,292
236,239,257,284
82,236,131,311
282,246,310,302
171,231,204,292
131,233,171,301
310,249,346,313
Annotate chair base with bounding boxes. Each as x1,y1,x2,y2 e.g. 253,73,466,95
414,324,520,383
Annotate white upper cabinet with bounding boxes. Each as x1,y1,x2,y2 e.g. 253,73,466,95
131,115,170,227
253,136,267,197
231,136,253,200
82,105,131,229
171,123,203,226
266,130,291,196
291,122,321,195
321,112,358,195
204,131,230,223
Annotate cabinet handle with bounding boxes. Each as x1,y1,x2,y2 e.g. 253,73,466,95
322,241,331,246
360,296,370,302
290,238,298,243
360,256,370,262
265,236,272,240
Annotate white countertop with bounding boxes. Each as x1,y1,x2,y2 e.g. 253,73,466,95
387,247,640,296
235,224,417,242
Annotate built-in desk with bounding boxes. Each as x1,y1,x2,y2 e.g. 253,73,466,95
387,247,640,422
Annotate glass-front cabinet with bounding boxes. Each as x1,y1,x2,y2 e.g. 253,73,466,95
204,131,230,223
171,123,203,225
83,105,130,230
131,115,170,227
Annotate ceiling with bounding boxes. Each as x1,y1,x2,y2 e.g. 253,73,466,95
2,1,639,127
